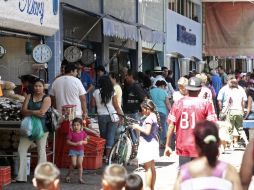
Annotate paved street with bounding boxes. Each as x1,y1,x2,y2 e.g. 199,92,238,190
4,148,254,190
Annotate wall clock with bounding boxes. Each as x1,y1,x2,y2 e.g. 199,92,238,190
32,44,52,63
81,49,94,65
0,45,6,58
64,46,82,63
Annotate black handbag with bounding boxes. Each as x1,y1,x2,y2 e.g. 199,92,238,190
45,107,60,133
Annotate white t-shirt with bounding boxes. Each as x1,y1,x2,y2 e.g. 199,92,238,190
217,85,247,111
173,91,184,103
93,89,117,115
49,75,86,116
198,86,213,103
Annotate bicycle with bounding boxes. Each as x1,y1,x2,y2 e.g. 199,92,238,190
108,114,142,165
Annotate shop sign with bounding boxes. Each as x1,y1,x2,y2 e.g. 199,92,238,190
0,0,59,36
177,24,196,46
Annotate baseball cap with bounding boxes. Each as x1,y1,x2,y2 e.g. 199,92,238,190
186,77,202,91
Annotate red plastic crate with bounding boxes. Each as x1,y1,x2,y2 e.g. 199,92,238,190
0,166,11,186
87,136,106,150
83,155,103,170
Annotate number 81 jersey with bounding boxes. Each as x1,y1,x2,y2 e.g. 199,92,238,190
167,96,217,157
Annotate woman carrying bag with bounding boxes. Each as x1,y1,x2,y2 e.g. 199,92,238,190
14,78,51,182
91,75,123,163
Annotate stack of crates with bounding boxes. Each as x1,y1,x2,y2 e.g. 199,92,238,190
0,166,11,189
83,136,106,169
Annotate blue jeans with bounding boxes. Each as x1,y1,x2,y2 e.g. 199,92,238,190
98,115,117,149
159,112,167,145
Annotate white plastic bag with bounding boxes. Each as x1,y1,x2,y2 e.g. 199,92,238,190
20,116,32,137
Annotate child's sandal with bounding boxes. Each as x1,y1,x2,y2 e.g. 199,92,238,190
65,176,71,183
79,178,85,184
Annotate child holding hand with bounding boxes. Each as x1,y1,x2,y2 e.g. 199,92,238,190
66,117,88,184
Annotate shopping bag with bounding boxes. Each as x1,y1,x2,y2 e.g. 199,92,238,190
30,116,44,141
20,116,33,137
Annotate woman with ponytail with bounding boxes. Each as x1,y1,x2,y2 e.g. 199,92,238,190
174,120,242,190
131,99,160,190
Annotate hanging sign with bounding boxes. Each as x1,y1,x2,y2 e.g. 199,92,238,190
0,0,59,36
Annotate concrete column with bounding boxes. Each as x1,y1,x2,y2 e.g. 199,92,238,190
46,4,63,84
136,0,142,72
247,59,252,72
46,31,61,84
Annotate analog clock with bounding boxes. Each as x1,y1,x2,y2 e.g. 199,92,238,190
81,49,94,65
64,46,82,63
0,45,6,58
208,60,218,69
32,44,52,63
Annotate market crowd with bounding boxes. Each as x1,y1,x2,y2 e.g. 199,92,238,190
3,60,254,190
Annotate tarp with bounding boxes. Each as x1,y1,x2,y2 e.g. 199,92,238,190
140,27,165,44
103,17,138,41
205,2,254,56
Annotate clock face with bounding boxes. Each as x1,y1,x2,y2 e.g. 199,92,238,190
64,46,82,63
0,45,6,58
208,60,218,69
32,44,52,63
81,49,94,65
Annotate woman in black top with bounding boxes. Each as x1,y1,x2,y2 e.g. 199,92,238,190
15,79,51,182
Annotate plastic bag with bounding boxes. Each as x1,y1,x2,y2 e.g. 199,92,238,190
20,116,33,137
30,116,44,141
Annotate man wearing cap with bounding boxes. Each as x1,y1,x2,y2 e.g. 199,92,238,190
164,77,217,166
152,66,175,99
217,74,248,148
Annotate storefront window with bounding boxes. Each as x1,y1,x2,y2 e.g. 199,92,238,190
168,0,200,23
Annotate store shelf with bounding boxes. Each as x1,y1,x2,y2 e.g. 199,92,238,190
0,120,21,130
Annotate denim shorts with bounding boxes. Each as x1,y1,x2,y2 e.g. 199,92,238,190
69,150,84,157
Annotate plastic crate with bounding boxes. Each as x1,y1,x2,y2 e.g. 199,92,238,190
84,144,104,154
87,136,106,150
0,166,11,186
83,155,103,170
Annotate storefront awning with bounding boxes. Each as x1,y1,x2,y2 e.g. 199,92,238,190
103,17,138,41
140,27,165,44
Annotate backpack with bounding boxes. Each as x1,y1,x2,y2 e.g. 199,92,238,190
45,107,60,133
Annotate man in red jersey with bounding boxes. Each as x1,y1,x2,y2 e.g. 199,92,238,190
164,77,217,166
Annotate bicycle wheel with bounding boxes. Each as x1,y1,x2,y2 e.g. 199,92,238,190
108,136,132,165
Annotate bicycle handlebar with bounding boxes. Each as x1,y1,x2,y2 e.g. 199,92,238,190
114,113,140,124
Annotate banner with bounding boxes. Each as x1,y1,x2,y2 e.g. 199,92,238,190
205,2,254,56
0,0,59,36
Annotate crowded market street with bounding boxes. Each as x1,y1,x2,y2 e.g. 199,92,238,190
5,148,254,190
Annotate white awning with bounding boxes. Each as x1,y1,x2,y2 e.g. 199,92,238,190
103,17,138,41
140,27,165,44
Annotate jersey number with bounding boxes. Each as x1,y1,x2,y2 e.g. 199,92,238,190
180,112,195,129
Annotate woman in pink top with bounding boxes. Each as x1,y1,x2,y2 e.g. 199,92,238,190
65,117,88,184
174,120,242,190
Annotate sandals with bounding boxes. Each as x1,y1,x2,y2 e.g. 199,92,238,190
79,178,85,184
65,176,71,183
